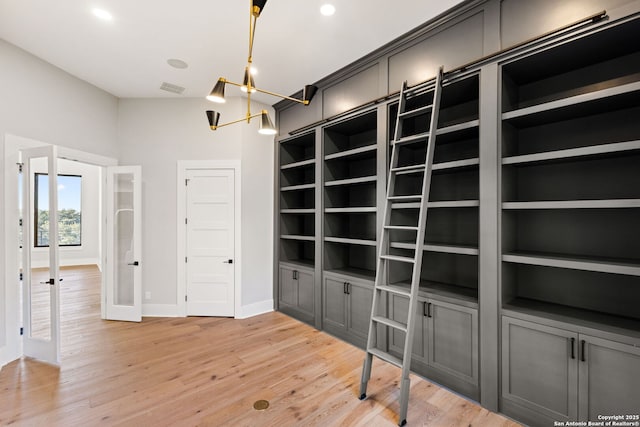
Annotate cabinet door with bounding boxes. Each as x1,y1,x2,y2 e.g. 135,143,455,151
279,266,297,307
578,334,640,420
388,295,427,364
296,269,315,316
428,300,477,384
346,281,373,341
323,277,346,330
502,317,578,422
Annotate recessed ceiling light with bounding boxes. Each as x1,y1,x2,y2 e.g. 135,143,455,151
92,8,113,21
320,4,336,16
167,59,189,69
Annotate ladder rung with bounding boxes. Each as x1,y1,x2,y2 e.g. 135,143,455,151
384,225,419,231
388,195,422,202
399,104,433,119
393,132,430,146
376,284,411,298
390,164,425,175
404,81,436,97
368,348,403,368
380,255,415,264
372,316,407,332
391,202,421,209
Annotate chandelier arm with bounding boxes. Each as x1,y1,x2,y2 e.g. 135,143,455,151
215,113,263,129
246,78,253,121
252,86,310,105
223,79,306,105
248,6,258,64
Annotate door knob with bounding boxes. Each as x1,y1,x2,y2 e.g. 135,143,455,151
128,261,139,266
40,278,55,285
223,259,233,264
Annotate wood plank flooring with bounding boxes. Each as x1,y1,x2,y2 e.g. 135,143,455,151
0,265,521,426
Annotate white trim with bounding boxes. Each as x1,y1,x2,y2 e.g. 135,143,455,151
177,160,242,318
142,304,181,317
57,146,117,167
236,299,274,319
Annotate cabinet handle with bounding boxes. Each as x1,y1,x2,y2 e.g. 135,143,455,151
345,282,351,295
580,339,586,362
343,282,347,294
423,301,428,317
427,302,432,318
570,337,575,359
292,270,298,280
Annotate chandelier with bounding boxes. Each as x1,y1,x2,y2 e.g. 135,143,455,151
205,0,318,135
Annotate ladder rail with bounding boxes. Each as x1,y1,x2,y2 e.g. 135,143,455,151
360,67,445,427
397,66,444,424
365,81,409,354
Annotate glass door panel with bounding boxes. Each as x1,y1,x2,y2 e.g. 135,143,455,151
106,166,142,321
21,145,60,365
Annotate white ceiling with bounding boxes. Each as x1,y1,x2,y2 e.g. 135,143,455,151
0,0,465,103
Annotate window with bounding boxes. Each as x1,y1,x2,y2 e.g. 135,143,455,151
34,174,82,247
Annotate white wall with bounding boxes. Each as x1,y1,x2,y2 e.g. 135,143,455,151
28,158,101,268
1,37,275,368
117,97,274,316
0,39,118,367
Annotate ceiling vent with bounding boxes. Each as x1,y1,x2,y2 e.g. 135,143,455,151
160,82,185,94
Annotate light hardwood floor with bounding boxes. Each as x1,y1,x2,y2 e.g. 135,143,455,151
0,265,521,426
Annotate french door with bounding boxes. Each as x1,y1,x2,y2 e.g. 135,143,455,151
105,166,142,321
21,145,61,365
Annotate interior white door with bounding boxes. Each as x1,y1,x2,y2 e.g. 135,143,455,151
186,169,235,317
21,145,61,365
105,166,142,322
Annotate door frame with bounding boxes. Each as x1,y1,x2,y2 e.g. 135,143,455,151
176,160,241,318
1,133,117,367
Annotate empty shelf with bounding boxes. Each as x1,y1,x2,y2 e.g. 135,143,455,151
280,158,315,170
324,236,376,246
502,140,640,165
503,252,640,276
502,199,640,209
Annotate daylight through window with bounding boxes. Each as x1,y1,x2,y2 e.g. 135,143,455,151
34,174,82,247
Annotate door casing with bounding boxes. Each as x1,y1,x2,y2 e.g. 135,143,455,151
176,160,242,318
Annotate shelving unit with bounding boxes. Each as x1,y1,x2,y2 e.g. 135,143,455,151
387,74,480,306
278,132,317,323
500,17,640,333
273,7,640,425
323,110,378,281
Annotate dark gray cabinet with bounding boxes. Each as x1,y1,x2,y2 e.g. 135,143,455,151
278,263,314,323
502,316,640,427
389,294,478,398
501,316,578,424
578,334,640,421
322,272,373,348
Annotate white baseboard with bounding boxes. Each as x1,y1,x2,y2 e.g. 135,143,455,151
236,299,274,319
0,347,20,371
142,304,181,317
142,300,273,319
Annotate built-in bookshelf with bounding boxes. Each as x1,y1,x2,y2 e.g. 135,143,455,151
279,132,316,268
500,16,640,332
386,74,480,306
323,110,378,280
